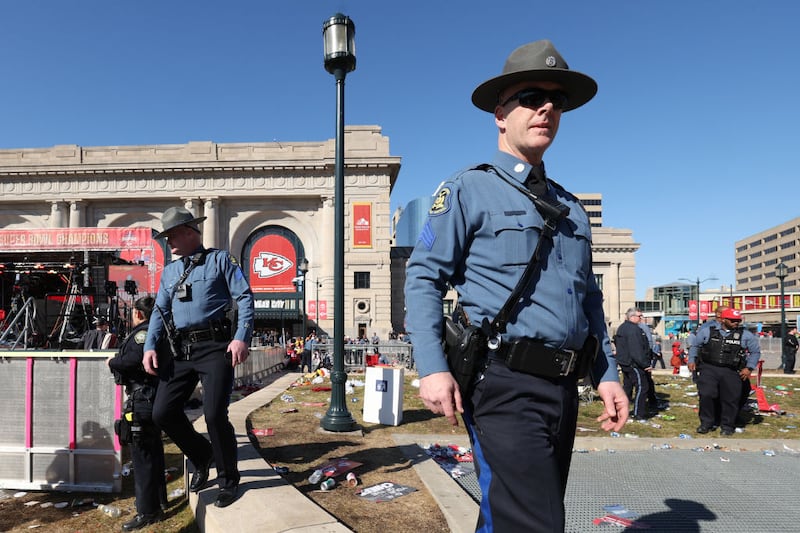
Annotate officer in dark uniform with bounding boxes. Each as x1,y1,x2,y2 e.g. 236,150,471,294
142,206,254,508
405,40,628,532
107,296,167,530
689,308,760,436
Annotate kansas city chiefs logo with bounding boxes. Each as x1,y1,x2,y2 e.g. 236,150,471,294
253,252,293,279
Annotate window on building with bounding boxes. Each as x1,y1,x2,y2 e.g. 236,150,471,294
764,234,778,242
749,239,762,247
749,251,762,259
354,271,370,289
764,246,778,254
780,227,796,236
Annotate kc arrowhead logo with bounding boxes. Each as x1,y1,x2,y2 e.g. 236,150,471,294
253,252,293,279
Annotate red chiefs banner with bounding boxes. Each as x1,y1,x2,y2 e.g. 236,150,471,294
353,202,372,248
248,233,300,293
0,227,153,251
688,300,710,321
307,300,328,320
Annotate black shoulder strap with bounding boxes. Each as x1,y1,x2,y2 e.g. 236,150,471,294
473,164,570,336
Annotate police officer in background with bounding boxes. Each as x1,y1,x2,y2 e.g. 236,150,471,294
614,308,652,421
689,308,760,436
143,207,254,508
405,40,628,531
107,296,167,530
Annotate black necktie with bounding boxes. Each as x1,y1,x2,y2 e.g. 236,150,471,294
526,165,547,197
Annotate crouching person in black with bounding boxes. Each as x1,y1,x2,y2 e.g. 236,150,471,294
108,296,168,531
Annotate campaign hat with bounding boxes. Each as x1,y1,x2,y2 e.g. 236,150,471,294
154,206,206,239
471,39,597,112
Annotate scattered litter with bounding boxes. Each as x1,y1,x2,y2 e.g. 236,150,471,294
346,472,359,487
320,478,336,491
301,401,328,407
424,443,475,478
24,501,40,507
659,414,676,421
358,482,417,502
39,502,53,508
280,408,299,414
274,466,289,475
121,461,132,476
764,450,776,457
678,433,693,439
53,502,69,509
720,456,730,462
623,433,639,439
13,491,27,498
593,514,649,528
602,504,639,519
168,488,185,499
251,427,274,436
609,432,620,438
735,427,745,433
280,393,295,403
576,426,598,432
411,378,420,388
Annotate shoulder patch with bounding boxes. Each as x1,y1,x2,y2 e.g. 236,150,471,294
134,330,147,344
229,255,239,266
429,187,452,216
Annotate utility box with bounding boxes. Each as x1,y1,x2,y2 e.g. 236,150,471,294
363,366,404,426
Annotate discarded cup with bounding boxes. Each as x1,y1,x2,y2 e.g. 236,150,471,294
320,478,336,491
308,469,323,484
346,472,358,487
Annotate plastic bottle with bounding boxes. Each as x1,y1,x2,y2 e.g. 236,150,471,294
98,504,121,518
168,488,185,500
308,469,323,484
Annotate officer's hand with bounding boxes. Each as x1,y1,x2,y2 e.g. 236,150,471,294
596,381,629,432
739,367,752,381
419,371,463,426
688,362,696,372
227,339,249,368
143,350,158,375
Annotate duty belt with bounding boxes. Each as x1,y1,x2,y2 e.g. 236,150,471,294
490,338,583,379
180,328,216,343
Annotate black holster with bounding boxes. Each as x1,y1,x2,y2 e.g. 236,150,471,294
442,316,488,396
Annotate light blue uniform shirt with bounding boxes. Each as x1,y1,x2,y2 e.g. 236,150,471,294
145,247,255,351
404,151,618,384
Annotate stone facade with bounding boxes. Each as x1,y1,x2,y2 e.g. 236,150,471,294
0,126,401,341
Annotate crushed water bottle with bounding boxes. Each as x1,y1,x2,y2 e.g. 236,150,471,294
308,469,323,484
98,503,121,518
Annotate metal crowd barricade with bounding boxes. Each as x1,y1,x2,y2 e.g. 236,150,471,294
314,342,414,372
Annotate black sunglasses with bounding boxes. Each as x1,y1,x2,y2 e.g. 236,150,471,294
501,88,569,111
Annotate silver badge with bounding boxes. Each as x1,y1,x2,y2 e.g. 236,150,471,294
545,56,557,67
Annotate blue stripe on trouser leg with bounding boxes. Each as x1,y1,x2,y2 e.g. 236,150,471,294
464,359,578,532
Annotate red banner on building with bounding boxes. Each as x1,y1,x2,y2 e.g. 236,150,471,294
307,300,328,320
688,300,710,321
353,202,372,248
248,233,300,293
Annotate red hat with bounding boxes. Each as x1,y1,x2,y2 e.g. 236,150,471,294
721,308,742,321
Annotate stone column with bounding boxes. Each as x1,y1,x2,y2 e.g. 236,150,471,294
182,198,199,217
69,201,84,227
203,197,218,249
49,201,67,228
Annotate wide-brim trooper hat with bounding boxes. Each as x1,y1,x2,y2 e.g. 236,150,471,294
154,206,207,239
471,39,598,113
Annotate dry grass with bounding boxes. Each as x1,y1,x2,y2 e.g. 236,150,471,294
0,441,198,533
248,371,467,533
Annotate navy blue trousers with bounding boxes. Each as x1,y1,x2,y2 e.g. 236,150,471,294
697,363,741,432
464,358,578,532
152,339,239,489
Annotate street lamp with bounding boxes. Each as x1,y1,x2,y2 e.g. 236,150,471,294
298,257,309,341
776,262,788,369
320,13,356,432
679,276,718,329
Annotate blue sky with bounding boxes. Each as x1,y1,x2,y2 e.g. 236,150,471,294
2,1,798,299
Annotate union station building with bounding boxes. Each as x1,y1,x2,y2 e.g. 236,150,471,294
0,125,637,344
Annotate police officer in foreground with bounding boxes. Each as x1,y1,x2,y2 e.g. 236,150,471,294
107,296,167,530
405,40,628,531
689,308,760,436
142,207,254,508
